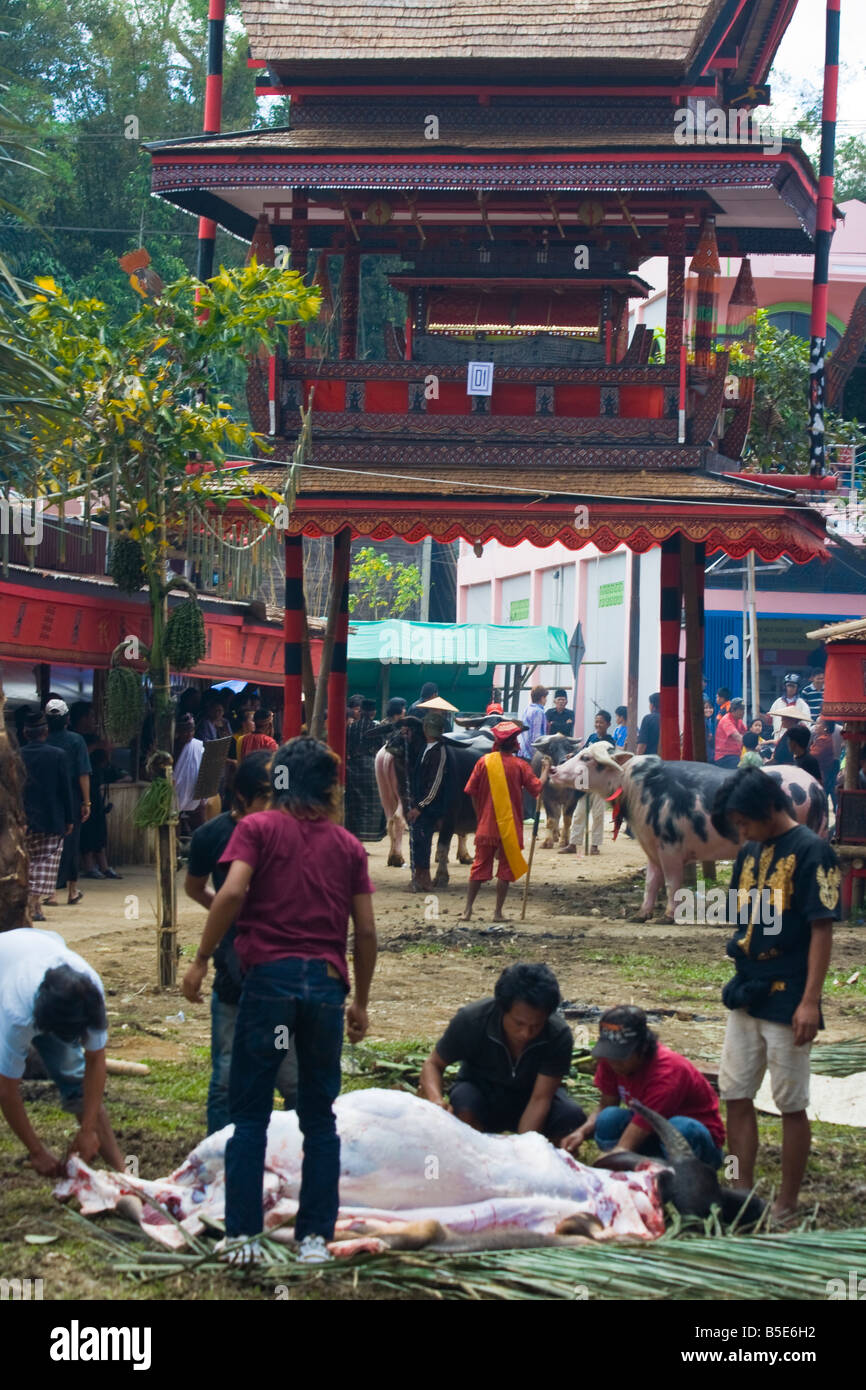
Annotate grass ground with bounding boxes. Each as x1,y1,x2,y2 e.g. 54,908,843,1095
2,835,864,1300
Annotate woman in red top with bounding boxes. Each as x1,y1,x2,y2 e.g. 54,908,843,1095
560,1005,725,1167
714,697,746,769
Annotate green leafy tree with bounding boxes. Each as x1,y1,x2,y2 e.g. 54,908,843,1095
348,546,423,620
728,310,865,472
4,262,320,979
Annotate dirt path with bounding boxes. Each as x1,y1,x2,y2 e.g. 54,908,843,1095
45,833,866,1070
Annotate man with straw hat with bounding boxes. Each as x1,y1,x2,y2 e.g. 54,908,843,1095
460,721,549,922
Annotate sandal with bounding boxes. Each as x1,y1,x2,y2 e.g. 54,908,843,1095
33,910,46,922
67,891,84,906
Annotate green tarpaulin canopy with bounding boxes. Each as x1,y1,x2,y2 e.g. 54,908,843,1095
346,621,570,712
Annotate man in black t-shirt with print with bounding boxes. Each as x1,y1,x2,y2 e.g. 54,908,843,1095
419,962,585,1143
711,768,839,1220
184,751,296,1133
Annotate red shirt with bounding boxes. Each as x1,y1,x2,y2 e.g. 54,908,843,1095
714,713,746,761
239,732,278,758
594,1044,725,1148
220,810,374,986
464,753,543,848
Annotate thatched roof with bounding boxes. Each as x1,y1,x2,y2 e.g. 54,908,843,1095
242,0,723,70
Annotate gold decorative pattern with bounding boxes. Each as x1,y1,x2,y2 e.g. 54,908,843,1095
816,864,842,912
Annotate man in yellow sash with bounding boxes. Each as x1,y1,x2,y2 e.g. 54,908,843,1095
460,721,548,922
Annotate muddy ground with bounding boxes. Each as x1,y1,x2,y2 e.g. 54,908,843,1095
2,828,865,1300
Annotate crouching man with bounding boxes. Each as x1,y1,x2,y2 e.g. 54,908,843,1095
419,962,586,1143
560,1005,725,1166
711,767,839,1219
0,928,124,1175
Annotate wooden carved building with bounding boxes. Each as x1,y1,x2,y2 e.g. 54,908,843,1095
149,0,832,764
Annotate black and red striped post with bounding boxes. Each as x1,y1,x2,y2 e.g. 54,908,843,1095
659,537,683,760
809,0,842,477
283,535,305,737
195,0,226,282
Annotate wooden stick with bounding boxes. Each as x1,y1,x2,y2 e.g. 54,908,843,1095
521,763,549,920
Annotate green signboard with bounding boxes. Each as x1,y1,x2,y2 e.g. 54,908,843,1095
598,581,624,608
509,598,530,622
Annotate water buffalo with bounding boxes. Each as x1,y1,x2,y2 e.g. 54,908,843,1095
550,745,828,921
532,733,582,847
594,1099,765,1227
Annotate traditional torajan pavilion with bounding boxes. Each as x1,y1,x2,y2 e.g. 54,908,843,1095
148,0,834,771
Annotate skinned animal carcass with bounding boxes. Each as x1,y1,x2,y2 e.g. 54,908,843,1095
57,1089,667,1251
549,746,828,921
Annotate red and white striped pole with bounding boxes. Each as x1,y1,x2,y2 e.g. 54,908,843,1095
809,0,841,477
196,0,225,282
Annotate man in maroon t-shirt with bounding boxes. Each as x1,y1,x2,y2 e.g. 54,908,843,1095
182,737,377,1267
559,1005,725,1167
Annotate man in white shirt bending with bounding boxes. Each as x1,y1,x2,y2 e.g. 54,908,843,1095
0,929,123,1176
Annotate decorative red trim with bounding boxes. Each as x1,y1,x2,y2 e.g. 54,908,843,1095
254,84,711,99
729,472,839,491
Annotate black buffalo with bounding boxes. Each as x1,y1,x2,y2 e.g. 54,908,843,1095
532,733,583,848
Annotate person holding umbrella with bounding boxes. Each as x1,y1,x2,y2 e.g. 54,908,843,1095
459,721,549,923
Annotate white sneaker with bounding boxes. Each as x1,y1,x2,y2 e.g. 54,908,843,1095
214,1235,265,1266
296,1235,333,1265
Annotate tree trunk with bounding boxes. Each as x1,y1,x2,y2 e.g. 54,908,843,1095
147,480,178,986
0,684,30,930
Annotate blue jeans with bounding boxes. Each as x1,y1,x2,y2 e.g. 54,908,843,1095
30,1033,86,1112
208,993,299,1135
225,958,346,1241
595,1106,724,1169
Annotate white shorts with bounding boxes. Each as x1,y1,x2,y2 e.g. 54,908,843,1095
718,1009,811,1114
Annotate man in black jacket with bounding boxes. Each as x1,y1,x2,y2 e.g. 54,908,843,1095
19,713,73,922
419,962,586,1143
406,713,452,892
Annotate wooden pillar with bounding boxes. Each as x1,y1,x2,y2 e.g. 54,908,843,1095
283,534,304,738
659,536,682,759
339,245,361,361
289,190,309,359
665,213,686,359
681,540,707,763
326,529,352,781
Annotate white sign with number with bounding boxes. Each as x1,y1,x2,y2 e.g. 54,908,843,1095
467,361,494,396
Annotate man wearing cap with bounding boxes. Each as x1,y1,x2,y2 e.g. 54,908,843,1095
460,721,549,921
768,676,811,740
44,698,91,908
560,1005,725,1167
19,712,74,923
545,690,574,738
519,685,549,759
714,697,747,769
